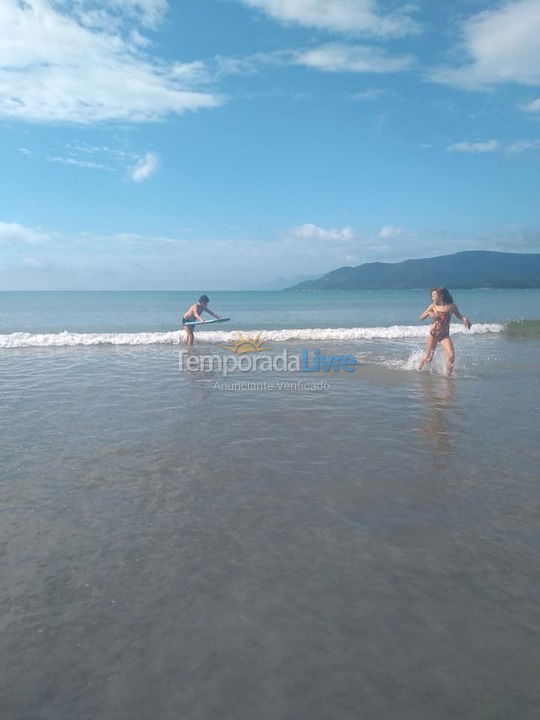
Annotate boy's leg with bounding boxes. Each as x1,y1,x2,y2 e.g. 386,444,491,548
185,326,194,346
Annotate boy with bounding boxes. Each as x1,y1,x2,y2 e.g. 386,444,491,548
182,295,221,346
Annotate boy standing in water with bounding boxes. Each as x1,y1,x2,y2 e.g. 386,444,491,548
182,295,221,346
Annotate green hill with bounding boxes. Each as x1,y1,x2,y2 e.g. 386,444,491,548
289,251,540,290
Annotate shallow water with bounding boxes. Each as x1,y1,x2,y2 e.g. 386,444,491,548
1,292,539,719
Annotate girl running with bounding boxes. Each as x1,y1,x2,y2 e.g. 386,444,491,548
418,287,471,375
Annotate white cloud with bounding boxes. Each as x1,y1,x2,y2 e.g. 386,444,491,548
506,139,540,153
214,51,289,77
47,155,111,170
55,0,168,30
171,60,214,85
102,0,168,28
446,139,540,154
0,221,52,245
348,88,390,101
65,143,132,159
521,98,540,112
171,45,412,84
0,0,221,124
296,44,414,73
238,0,420,37
429,0,540,89
128,152,159,182
447,140,499,153
378,225,404,239
289,223,354,241
20,141,161,175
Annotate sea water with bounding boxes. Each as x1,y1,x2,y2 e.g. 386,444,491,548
1,290,539,719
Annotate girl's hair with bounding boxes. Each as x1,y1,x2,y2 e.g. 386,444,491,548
199,294,209,304
431,287,453,304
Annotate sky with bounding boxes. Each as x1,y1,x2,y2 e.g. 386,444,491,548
1,0,540,289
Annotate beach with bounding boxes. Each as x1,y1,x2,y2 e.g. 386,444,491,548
1,290,539,719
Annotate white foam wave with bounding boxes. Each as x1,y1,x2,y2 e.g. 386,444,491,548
0,330,180,348
0,324,504,348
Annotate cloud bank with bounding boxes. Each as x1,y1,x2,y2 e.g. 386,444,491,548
0,0,221,124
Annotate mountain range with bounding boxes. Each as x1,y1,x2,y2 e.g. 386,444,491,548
289,251,540,290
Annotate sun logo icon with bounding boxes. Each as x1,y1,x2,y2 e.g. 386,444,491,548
222,331,270,355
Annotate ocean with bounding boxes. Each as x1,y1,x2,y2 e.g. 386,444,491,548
1,290,539,719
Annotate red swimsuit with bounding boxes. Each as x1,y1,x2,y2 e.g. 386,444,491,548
430,310,451,342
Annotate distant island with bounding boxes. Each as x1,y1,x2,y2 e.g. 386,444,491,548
288,251,540,290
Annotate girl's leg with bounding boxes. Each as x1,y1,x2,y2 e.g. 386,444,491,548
418,336,436,370
439,337,455,376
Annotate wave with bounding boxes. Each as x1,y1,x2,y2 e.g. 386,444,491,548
0,323,504,348
503,319,540,338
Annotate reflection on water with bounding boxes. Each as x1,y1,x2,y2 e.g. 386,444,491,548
419,374,455,455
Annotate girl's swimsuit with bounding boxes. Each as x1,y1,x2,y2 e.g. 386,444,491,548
430,310,451,342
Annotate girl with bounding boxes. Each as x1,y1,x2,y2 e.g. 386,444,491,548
418,287,471,375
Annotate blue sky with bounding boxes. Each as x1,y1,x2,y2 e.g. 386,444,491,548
1,0,540,289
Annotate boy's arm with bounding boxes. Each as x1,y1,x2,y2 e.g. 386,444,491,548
204,307,221,320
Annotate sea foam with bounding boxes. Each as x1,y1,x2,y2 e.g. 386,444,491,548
0,324,504,348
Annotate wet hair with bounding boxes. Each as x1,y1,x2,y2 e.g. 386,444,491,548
199,294,209,304
431,287,453,304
